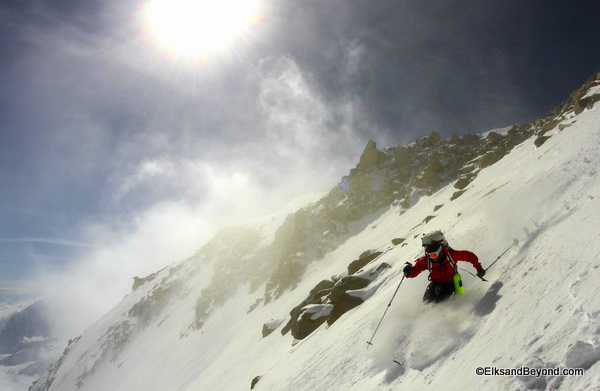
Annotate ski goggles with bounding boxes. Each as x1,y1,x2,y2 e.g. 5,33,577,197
425,245,444,260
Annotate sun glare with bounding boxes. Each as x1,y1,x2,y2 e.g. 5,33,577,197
142,0,263,60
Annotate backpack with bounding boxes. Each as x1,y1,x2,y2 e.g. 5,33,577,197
421,230,457,277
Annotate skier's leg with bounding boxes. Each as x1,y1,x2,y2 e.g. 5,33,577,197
422,282,437,303
434,280,456,303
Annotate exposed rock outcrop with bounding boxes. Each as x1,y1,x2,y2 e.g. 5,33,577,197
280,252,392,340
355,140,389,172
347,250,383,275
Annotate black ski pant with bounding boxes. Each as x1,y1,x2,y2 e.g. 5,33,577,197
423,280,455,303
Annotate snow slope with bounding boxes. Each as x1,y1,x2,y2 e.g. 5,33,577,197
253,101,600,391
30,82,600,391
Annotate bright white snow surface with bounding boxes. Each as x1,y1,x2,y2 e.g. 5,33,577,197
36,103,600,391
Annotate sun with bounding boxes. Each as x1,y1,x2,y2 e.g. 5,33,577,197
142,0,263,60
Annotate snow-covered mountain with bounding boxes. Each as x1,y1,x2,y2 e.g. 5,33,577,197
30,73,600,391
0,300,59,391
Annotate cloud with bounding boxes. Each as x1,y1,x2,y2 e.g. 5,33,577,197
0,238,95,248
35,198,215,338
258,55,373,166
114,159,177,201
259,56,332,156
0,279,40,299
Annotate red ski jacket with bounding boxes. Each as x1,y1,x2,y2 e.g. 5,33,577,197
406,246,482,284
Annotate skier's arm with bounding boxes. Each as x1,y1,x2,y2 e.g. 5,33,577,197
452,249,483,270
405,256,427,278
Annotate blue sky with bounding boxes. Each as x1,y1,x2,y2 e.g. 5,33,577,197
0,0,599,300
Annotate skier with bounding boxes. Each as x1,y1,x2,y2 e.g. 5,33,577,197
403,232,485,303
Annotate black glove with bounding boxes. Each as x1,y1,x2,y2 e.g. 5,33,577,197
476,268,486,278
403,263,413,277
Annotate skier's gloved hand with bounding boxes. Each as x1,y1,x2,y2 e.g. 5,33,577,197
403,264,412,277
476,268,486,278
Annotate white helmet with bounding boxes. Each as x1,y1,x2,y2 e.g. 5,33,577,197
421,230,448,247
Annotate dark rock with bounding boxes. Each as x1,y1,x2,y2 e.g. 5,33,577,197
487,131,504,144
429,131,442,144
454,175,474,190
251,375,262,390
371,263,392,276
459,164,476,174
451,190,466,201
480,148,505,168
422,131,441,147
283,272,375,340
291,308,330,340
309,280,335,296
540,118,561,134
534,136,551,148
307,289,332,305
429,151,443,172
348,251,383,275
265,258,305,301
462,133,478,144
280,279,334,338
262,324,275,338
417,165,441,189
506,125,530,147
327,293,364,325
358,250,372,259
391,238,405,246
558,123,572,131
280,321,292,336
281,300,309,336
449,134,460,144
393,146,412,164
575,98,589,115
356,140,389,172
132,272,158,291
330,276,371,301
247,298,264,314
261,319,284,338
423,215,436,224
576,95,600,114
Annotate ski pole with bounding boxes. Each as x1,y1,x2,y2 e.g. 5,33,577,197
485,244,512,273
366,265,408,347
458,267,487,282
